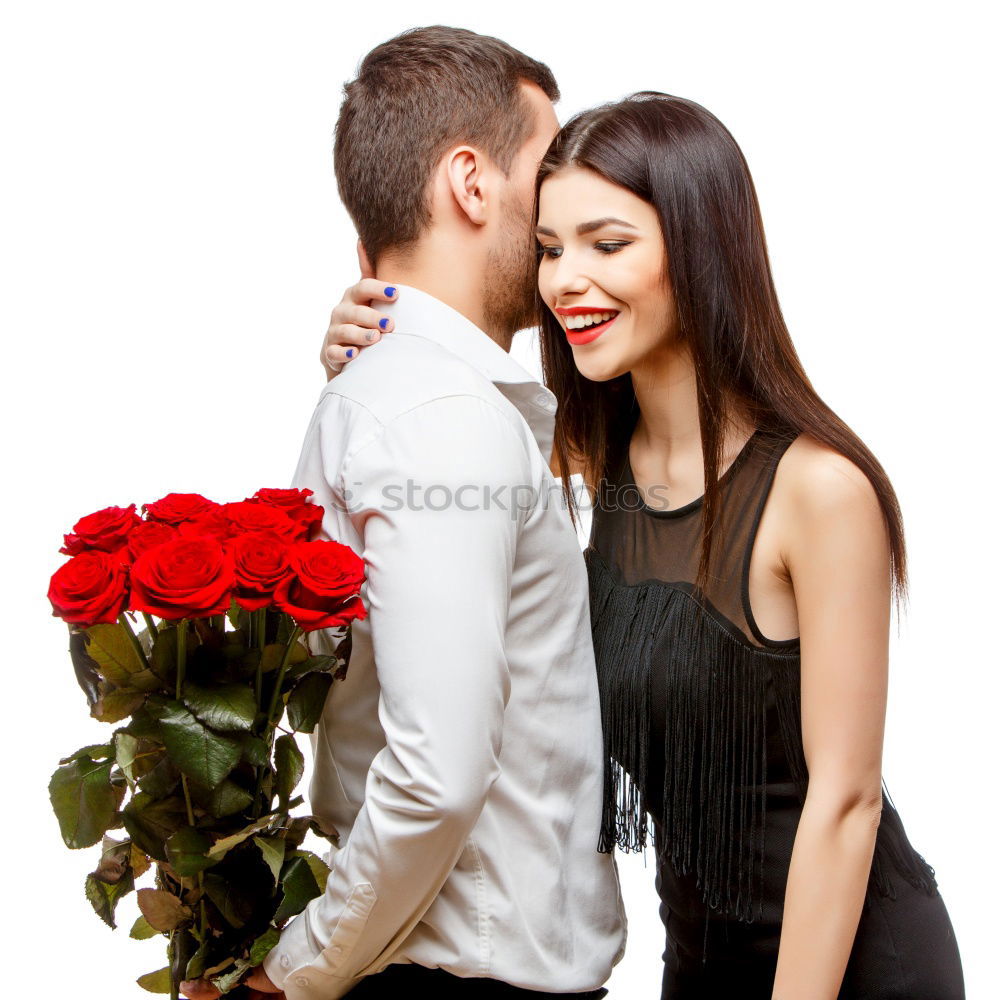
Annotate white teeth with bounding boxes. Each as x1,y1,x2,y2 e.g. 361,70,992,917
566,311,617,330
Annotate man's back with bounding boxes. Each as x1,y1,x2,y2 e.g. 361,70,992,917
263,288,625,998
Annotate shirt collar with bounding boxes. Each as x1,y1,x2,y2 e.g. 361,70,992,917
375,283,557,461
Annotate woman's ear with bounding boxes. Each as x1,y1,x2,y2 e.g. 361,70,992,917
444,146,489,227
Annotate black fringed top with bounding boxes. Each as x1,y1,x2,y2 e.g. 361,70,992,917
585,422,938,934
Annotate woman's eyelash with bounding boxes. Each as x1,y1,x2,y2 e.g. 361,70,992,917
536,241,633,259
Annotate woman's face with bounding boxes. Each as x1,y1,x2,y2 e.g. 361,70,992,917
536,165,678,382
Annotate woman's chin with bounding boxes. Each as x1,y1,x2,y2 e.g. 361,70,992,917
573,357,629,383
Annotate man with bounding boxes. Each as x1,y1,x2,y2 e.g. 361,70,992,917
183,25,624,1000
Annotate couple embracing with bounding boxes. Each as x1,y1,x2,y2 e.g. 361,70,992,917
183,24,963,1000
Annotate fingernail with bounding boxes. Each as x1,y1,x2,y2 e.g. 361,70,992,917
384,286,396,298
366,331,377,342
346,349,355,358
379,318,389,330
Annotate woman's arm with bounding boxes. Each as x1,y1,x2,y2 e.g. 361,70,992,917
771,438,891,1000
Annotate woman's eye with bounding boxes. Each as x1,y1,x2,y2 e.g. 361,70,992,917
538,245,562,259
595,241,632,254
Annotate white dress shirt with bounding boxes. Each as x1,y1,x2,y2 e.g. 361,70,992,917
263,285,626,998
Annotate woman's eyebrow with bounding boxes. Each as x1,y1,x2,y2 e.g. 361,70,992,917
535,217,638,238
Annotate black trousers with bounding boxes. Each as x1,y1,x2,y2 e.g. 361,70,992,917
345,964,609,998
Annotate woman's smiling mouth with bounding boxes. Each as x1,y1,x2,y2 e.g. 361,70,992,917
555,307,620,345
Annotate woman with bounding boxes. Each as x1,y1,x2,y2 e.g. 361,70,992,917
321,93,963,999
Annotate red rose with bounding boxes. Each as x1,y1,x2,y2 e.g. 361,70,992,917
273,540,367,632
127,520,179,560
129,536,234,620
249,487,314,508
247,488,324,541
288,502,325,542
231,531,293,610
222,501,298,539
60,505,141,555
48,551,129,626
143,493,220,525
176,508,240,544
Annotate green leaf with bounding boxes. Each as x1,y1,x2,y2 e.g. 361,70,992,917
261,639,309,674
274,734,304,809
147,699,241,789
286,672,333,733
136,887,192,932
292,849,331,895
207,780,253,819
136,755,180,800
49,756,117,849
286,653,337,682
131,842,152,879
59,743,113,765
85,868,135,929
136,966,172,994
125,701,163,740
84,623,145,685
203,873,254,928
249,926,281,965
91,686,147,723
121,792,188,862
252,835,285,884
69,628,101,707
211,959,251,994
185,938,211,980
274,854,324,924
182,681,258,733
92,835,131,883
237,733,269,768
165,826,216,876
129,914,159,940
206,816,274,859
150,627,178,684
114,730,141,787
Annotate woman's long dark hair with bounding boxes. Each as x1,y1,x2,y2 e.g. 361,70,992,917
537,92,907,608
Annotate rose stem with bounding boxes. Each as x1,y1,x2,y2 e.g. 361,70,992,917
117,613,151,670
265,623,303,726
141,612,158,637
175,619,187,700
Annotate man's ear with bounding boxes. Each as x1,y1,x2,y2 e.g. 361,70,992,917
444,146,489,227
356,240,375,278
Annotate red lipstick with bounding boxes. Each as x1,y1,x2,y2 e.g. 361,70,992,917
554,306,620,346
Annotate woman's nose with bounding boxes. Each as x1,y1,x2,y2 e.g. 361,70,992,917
550,253,591,296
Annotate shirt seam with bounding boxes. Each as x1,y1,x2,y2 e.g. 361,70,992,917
466,835,492,976
335,392,537,496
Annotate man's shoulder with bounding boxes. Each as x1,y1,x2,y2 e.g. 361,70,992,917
322,332,500,426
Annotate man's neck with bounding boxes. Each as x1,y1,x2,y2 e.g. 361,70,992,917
376,249,512,352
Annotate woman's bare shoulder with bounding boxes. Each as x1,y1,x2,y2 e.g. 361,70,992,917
773,433,881,523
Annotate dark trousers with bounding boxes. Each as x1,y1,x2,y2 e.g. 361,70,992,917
345,963,609,998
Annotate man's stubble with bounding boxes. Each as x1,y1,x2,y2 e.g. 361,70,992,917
482,192,538,346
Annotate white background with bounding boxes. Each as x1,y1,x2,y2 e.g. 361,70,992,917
1,2,996,996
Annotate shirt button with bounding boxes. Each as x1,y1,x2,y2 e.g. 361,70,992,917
330,945,343,957
294,975,310,987
280,955,290,969
534,392,551,407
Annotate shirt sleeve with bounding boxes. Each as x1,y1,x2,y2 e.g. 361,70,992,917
263,393,528,999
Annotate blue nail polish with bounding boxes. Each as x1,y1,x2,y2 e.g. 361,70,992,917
346,349,355,358
379,318,389,330
384,286,396,298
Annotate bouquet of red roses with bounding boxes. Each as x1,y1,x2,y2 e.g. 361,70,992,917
47,488,366,998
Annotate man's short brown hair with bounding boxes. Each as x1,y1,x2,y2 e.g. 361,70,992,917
334,26,559,265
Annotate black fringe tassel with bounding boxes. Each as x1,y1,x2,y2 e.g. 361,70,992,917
588,548,939,926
